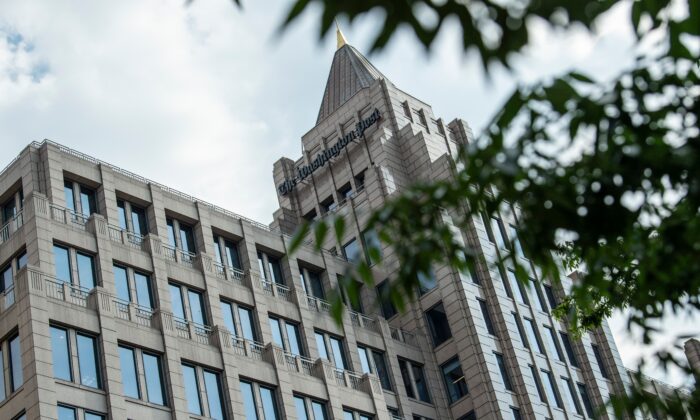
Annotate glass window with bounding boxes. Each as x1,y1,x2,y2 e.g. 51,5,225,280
1,264,12,296
311,401,327,420
224,240,241,269
204,370,225,420
131,205,147,236
358,347,371,374
64,181,76,212
240,381,258,420
376,281,397,318
513,314,528,348
286,323,302,356
398,359,415,399
361,229,382,264
260,386,279,420
238,307,256,341
561,377,582,415
179,223,195,253
425,303,452,346
371,350,392,391
441,357,468,403
50,326,72,381
490,217,507,249
543,326,563,361
307,270,324,299
495,353,513,391
188,290,206,325
9,335,22,391
411,363,431,403
269,318,284,349
0,347,4,400
166,219,176,247
511,407,522,420
170,284,186,320
221,301,237,335
214,237,223,264
58,405,77,420
342,238,361,263
315,333,328,360
295,396,308,420
526,279,546,312
268,257,283,285
530,365,546,403
53,245,72,283
478,299,496,335
544,284,557,309
509,224,524,257
117,200,127,230
524,318,543,353
134,272,153,308
143,353,165,405
541,370,562,408
113,266,130,302
84,413,105,420
560,332,578,367
76,333,100,388
506,269,528,304
119,346,139,398
257,252,266,279
329,337,346,370
76,252,96,290
17,251,27,269
344,410,354,420
577,382,595,418
182,364,202,415
417,268,437,295
592,344,609,378
79,187,96,217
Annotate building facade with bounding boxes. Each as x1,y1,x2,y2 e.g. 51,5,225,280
0,37,645,420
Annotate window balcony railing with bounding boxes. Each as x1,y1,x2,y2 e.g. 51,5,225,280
389,327,419,347
316,361,383,395
111,297,155,328
105,223,146,251
305,294,332,314
0,210,23,245
42,276,90,307
212,262,245,286
49,203,89,230
0,285,15,314
349,310,380,334
255,274,294,303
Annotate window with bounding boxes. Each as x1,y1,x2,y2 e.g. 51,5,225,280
441,357,468,403
315,331,347,369
64,180,97,217
344,409,373,420
506,269,528,304
513,313,528,347
269,316,304,356
166,217,196,253
339,275,364,313
357,346,392,391
577,382,595,418
460,252,480,284
541,369,562,408
402,101,412,120
543,326,564,361
458,412,476,420
240,380,279,420
169,283,208,325
511,407,522,420
11,412,26,420
354,170,366,190
495,353,513,391
57,404,105,420
524,318,543,353
478,299,497,336
342,238,361,263
300,266,324,299
526,279,547,312
183,364,226,419
119,345,166,405
257,251,284,284
113,265,154,309
425,303,452,346
543,284,558,310
294,395,328,420
0,333,22,400
50,326,101,389
398,359,430,403
592,344,609,379
213,235,242,270
338,183,353,200
490,217,508,250
1,188,22,225
116,199,148,236
361,229,382,265
320,196,336,213
509,224,524,257
560,332,579,367
561,377,582,415
530,365,546,403
417,267,437,295
1,250,26,307
376,281,397,318
53,245,97,290
220,300,258,341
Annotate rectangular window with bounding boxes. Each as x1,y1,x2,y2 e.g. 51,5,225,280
315,331,346,369
6,334,22,392
513,313,528,348
267,255,284,284
76,333,101,388
240,380,258,420
530,365,546,403
179,223,195,253
76,252,96,290
417,267,437,295
119,346,140,399
285,322,303,356
425,303,452,346
511,407,522,420
182,364,202,415
357,346,392,391
478,299,496,335
188,289,207,325
58,405,76,420
342,238,361,263
79,186,97,217
398,359,415,399
376,281,397,318
130,205,148,236
509,224,525,257
241,380,279,420
560,332,579,367
506,269,528,304
53,245,72,283
167,219,176,248
113,265,131,302
411,363,431,403
495,353,513,391
541,370,562,408
50,327,101,389
143,352,166,405
203,370,226,420
51,326,72,381
543,326,564,361
64,181,76,212
238,306,257,341
221,301,237,336
361,229,382,265
490,217,507,249
544,284,557,310
577,382,595,418
526,279,546,312
524,318,543,353
561,377,582,415
592,344,609,379
294,396,328,420
170,283,208,325
441,357,468,403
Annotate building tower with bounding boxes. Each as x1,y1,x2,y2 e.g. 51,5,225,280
271,31,635,419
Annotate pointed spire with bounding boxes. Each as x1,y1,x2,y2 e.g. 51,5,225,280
336,20,347,49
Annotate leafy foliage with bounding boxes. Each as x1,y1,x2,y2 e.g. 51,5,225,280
276,0,700,417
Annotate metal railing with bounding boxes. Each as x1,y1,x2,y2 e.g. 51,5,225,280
389,327,419,347
49,204,89,229
306,294,332,314
106,224,145,250
259,279,294,302
0,286,15,313
43,277,90,307
0,211,23,245
349,311,379,333
213,262,245,285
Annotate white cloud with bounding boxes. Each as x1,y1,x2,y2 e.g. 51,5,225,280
1,0,695,387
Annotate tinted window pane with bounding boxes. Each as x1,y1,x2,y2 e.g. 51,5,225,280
268,258,283,285
131,206,147,235
119,346,139,398
134,272,153,308
1,265,12,293
214,238,223,264
358,347,371,374
257,252,266,279
315,333,328,360
0,348,4,399
17,251,27,269
269,318,284,348
376,281,397,318
80,188,96,217
441,358,468,403
578,383,594,418
541,370,561,408
76,253,95,289
84,413,105,420
204,370,225,420
240,381,259,420
418,268,437,294
524,319,543,353
117,200,127,230
260,386,279,420
77,333,100,388
113,266,130,302
225,241,241,269
221,301,237,335
169,285,185,320
166,220,176,247
412,364,431,403
50,327,72,381
58,405,77,420
53,245,71,283
426,303,452,346
64,182,75,212
342,239,361,263
238,307,255,341
308,271,324,299
372,351,392,391
143,353,165,405
286,323,302,356
180,224,195,253
544,327,563,361
479,299,496,335
182,365,202,415
506,270,527,304
329,337,346,370
560,333,579,367
398,359,415,398
495,353,513,391
343,411,354,420
294,396,308,420
188,290,207,325
311,401,327,420
562,377,581,415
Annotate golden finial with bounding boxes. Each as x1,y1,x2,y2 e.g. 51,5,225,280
336,20,347,49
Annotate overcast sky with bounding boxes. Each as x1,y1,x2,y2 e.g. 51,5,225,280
1,0,696,387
